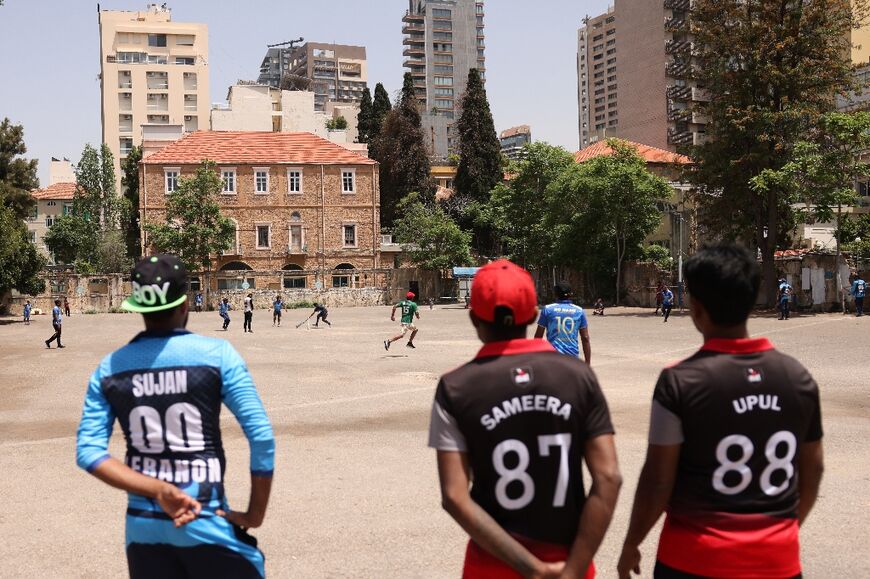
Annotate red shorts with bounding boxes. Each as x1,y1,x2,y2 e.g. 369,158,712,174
462,535,595,579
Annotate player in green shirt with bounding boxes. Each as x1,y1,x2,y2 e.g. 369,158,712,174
384,291,421,350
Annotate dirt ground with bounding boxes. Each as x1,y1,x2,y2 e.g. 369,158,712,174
0,305,867,578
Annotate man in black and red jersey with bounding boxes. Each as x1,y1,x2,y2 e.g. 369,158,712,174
617,244,824,579
429,259,621,579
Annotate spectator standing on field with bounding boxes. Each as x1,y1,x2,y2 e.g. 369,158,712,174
23,300,32,325
273,295,283,326
851,275,866,317
63,296,71,317
778,278,793,320
243,293,254,333
194,291,204,313
654,281,666,316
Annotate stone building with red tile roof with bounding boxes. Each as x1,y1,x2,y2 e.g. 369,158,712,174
27,182,78,262
140,131,381,291
574,137,697,260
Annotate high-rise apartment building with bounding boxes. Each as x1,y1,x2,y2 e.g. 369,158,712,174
612,0,707,151
402,0,486,159
98,4,209,190
499,125,531,161
258,42,368,112
577,7,618,149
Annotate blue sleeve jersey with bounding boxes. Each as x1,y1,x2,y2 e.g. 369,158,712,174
662,290,674,306
852,279,866,298
76,329,275,514
537,301,588,357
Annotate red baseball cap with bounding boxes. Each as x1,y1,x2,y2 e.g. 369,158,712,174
471,260,538,326
406,291,416,299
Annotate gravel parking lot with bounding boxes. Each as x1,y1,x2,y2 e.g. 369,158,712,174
0,305,866,578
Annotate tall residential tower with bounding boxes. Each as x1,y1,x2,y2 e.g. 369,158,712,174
98,4,209,189
577,7,617,149
402,0,485,159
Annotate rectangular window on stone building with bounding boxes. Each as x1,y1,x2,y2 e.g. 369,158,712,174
148,34,167,47
287,168,302,193
343,224,357,248
341,169,356,194
254,168,269,194
221,169,236,194
165,168,179,193
256,224,271,249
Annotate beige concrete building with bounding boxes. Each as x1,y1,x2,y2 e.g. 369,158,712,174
140,131,381,290
98,4,209,191
210,84,366,155
28,158,78,263
577,8,618,149
605,0,706,152
258,43,368,112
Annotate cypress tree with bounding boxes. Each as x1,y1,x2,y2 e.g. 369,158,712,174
454,68,502,203
357,87,373,143
373,73,433,227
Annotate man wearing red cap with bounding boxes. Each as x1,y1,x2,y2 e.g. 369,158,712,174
429,259,621,578
384,291,420,350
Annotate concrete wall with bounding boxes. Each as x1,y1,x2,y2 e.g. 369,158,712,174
2,268,443,315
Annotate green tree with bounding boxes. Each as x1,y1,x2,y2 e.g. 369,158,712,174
0,118,45,297
0,204,46,297
94,230,133,273
689,0,857,305
326,116,349,130
372,73,432,227
357,87,373,143
454,68,502,204
550,140,670,302
484,143,575,267
392,192,473,292
0,118,39,220
74,143,119,229
121,145,142,258
145,160,235,300
753,111,870,309
44,214,99,265
367,83,393,159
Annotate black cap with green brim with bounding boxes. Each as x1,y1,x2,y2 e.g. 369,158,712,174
122,254,189,313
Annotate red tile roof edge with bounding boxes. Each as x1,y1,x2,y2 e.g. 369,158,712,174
142,131,377,166
574,139,692,165
31,182,77,200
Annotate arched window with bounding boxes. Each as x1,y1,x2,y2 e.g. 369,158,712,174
290,211,302,222
333,263,355,288
219,261,253,271
283,263,305,289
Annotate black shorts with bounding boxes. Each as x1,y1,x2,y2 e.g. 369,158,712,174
127,541,262,579
654,561,801,579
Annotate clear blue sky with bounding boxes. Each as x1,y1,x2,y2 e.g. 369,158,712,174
0,0,611,186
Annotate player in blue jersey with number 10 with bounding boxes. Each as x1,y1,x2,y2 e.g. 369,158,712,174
76,254,275,578
535,282,591,364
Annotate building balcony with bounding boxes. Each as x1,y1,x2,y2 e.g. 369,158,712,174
146,103,169,112
664,0,691,10
666,85,692,101
692,87,711,102
402,22,425,34
667,127,693,146
665,60,694,79
402,10,425,23
693,132,707,146
692,111,708,124
665,39,694,55
410,68,426,78
665,16,688,32
667,107,691,122
403,46,425,57
403,35,426,46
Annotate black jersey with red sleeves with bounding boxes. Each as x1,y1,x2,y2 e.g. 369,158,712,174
651,337,822,578
430,339,613,546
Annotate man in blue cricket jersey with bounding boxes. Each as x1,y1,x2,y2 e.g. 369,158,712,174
76,254,275,578
535,282,591,364
45,298,64,348
219,297,232,330
851,275,866,317
661,286,675,323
